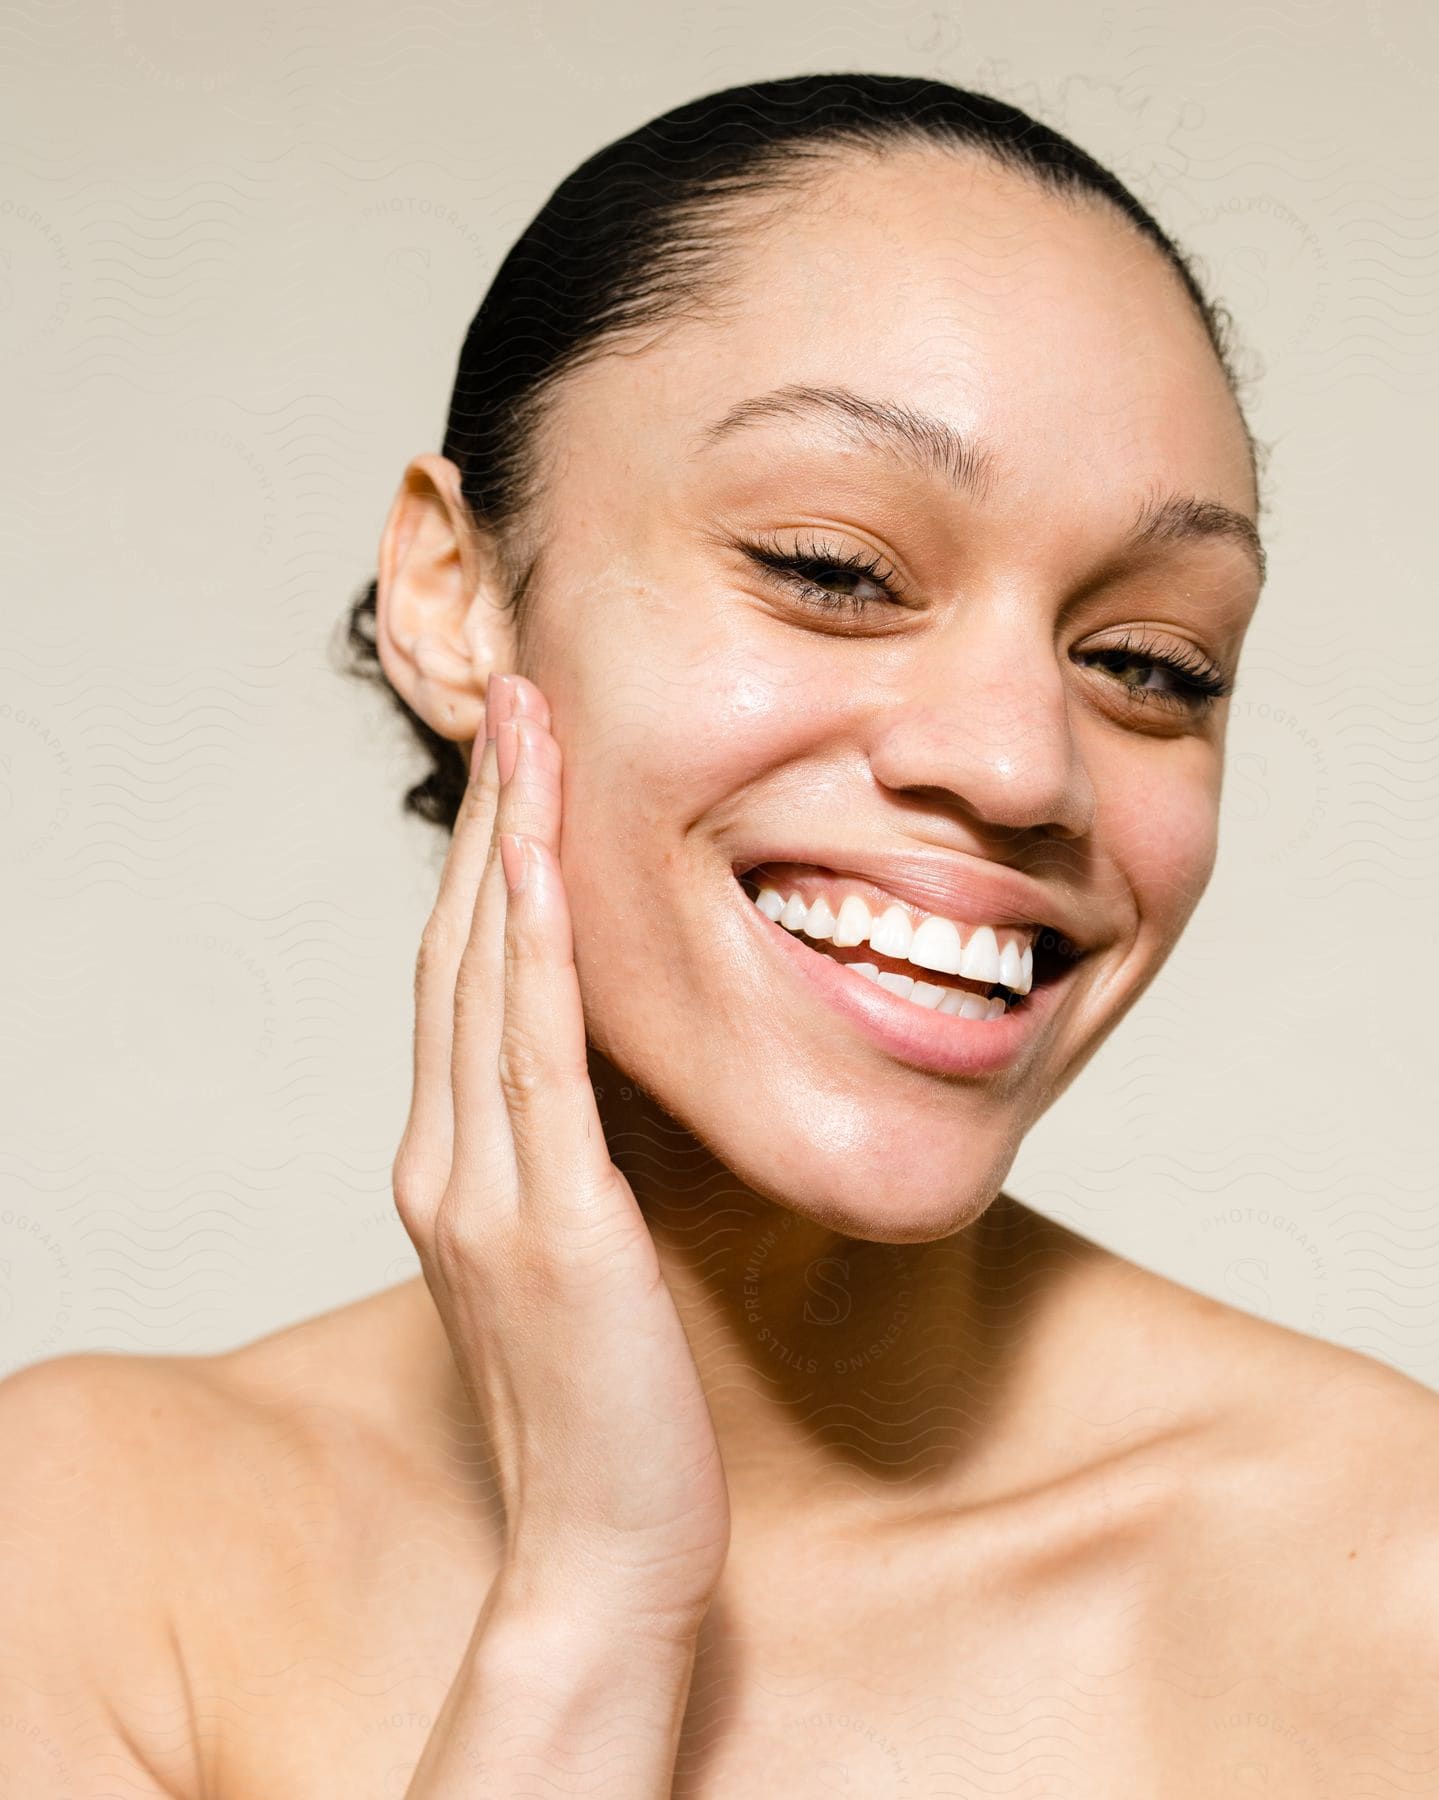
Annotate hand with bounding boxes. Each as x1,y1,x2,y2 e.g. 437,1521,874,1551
392,672,731,1635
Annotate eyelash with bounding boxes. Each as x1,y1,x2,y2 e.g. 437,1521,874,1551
1073,632,1232,711
739,532,911,613
738,534,1231,715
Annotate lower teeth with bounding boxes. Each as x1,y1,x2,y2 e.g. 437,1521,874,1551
847,962,1008,1020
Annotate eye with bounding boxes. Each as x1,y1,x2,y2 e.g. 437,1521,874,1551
736,531,911,618
1073,631,1232,715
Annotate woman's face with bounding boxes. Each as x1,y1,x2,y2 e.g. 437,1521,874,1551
508,148,1263,1240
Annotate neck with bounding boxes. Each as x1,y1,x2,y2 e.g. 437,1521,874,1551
587,1049,1106,1548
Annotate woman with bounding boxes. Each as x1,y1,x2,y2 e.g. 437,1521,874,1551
5,71,1437,1799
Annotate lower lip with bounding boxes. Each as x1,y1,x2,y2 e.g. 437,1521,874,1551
733,879,1071,1078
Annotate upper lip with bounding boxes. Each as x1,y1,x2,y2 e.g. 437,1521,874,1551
734,845,1091,955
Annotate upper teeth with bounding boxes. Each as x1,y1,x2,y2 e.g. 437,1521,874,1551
753,883,1034,994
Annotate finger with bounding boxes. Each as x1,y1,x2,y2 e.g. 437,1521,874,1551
396,676,519,1212
416,676,549,1075
468,708,616,1234
442,674,556,1211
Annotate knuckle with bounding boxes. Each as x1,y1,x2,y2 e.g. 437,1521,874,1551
501,909,579,1005
430,1191,501,1276
416,914,457,988
429,1201,472,1268
459,755,498,816
502,901,547,969
495,1030,553,1112
392,1149,443,1236
452,951,497,1018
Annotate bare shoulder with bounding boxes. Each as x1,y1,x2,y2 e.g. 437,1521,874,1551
170,1275,473,1549
179,1276,500,1631
0,1280,461,1798
1050,1244,1439,1773
1151,1283,1439,1722
1,1278,446,1549
0,1348,225,1797
1046,1215,1439,1516
1253,1316,1439,1610
211,1274,468,1482
1198,1294,1439,1535
1240,1319,1439,1759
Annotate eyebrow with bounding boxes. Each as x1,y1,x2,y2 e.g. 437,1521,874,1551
694,383,1266,588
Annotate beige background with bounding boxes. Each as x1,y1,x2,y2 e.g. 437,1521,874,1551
2,2,1435,1385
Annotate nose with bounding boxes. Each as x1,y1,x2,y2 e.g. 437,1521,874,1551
865,612,1096,843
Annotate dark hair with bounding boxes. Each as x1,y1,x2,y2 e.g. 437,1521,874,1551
339,70,1254,836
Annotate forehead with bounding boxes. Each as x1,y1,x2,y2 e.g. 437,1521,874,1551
547,146,1256,528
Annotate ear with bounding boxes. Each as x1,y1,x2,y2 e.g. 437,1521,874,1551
373,452,515,748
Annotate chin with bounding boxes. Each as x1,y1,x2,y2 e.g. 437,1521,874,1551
712,1149,1016,1249
607,1036,1029,1245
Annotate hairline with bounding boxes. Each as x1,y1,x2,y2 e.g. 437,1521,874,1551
490,139,1260,611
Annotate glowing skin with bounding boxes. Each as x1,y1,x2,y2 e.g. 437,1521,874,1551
16,146,1439,1800
463,150,1257,1240
361,148,1274,1557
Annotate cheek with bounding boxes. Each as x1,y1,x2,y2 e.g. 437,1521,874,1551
557,611,835,874
1097,744,1222,941
550,619,830,1006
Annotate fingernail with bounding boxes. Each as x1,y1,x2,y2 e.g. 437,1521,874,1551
496,715,519,785
505,675,548,730
499,832,528,894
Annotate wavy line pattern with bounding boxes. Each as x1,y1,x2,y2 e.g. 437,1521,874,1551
1,12,1437,1793
1,0,1433,1373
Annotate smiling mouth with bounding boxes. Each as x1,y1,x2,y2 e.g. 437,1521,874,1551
735,865,1079,1019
